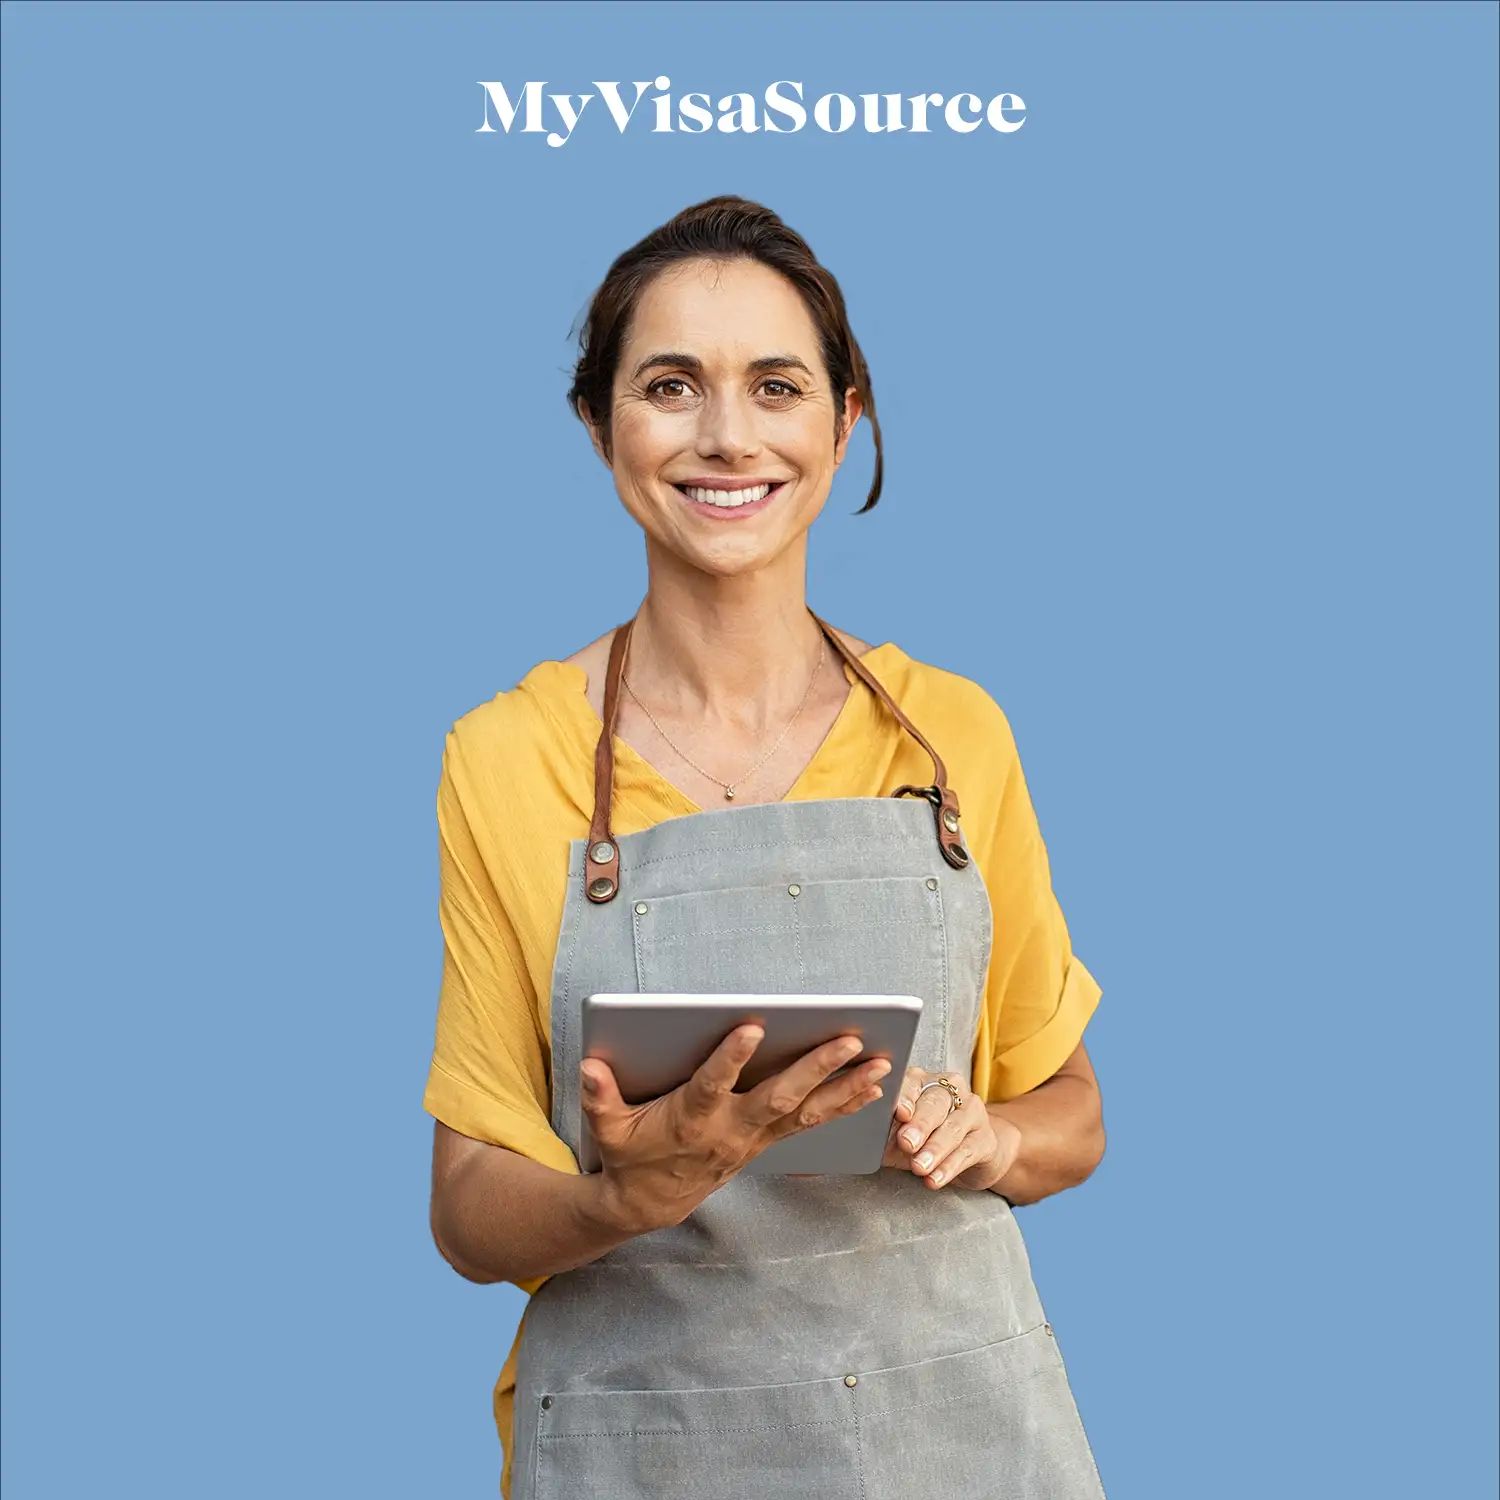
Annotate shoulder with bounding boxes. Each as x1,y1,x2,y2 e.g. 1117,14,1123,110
888,645,1017,752
555,627,619,721
447,685,541,760
883,646,1024,824
441,655,579,798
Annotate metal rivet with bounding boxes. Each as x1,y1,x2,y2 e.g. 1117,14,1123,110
942,809,960,833
540,1394,553,1408
1043,1323,1054,1337
949,844,970,867
634,902,648,915
588,877,615,899
925,877,938,891
843,1374,858,1387
787,883,801,897
589,841,615,864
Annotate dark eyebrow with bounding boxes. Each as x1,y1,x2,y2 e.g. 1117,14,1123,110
629,351,815,381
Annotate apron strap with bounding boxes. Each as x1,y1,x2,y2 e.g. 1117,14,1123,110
584,609,969,905
808,608,970,873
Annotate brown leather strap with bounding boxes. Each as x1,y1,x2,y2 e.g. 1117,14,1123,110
582,616,634,903
807,607,970,872
583,608,969,905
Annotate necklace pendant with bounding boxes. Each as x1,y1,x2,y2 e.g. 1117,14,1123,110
724,787,736,800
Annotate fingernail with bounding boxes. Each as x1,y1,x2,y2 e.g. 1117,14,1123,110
902,1129,921,1148
915,1151,933,1169
930,1169,945,1184
581,1069,598,1093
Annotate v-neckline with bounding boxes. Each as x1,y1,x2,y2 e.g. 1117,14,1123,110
537,641,901,818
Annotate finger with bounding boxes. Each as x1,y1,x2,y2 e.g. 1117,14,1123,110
883,1070,928,1167
909,1097,981,1179
892,1067,925,1131
766,1055,892,1143
816,1055,892,1119
681,1024,764,1117
899,1079,962,1156
919,1135,980,1188
882,1113,920,1171
741,1033,865,1130
579,1057,626,1139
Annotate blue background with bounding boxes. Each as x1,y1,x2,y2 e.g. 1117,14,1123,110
2,2,1495,1496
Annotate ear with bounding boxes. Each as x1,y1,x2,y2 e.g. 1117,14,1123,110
576,397,612,470
833,385,864,466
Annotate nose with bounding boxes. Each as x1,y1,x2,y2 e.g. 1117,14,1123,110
693,387,761,464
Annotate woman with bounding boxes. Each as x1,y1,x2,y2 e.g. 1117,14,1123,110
424,195,1108,1500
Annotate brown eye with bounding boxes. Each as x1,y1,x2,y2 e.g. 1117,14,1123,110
647,377,693,401
760,379,801,401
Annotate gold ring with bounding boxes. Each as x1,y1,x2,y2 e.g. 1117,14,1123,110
916,1076,965,1116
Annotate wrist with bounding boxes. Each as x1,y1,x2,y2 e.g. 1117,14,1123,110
963,1151,1010,1194
978,1104,1023,1194
574,1169,654,1240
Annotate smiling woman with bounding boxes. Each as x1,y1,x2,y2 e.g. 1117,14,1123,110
559,248,880,678
423,194,1108,1500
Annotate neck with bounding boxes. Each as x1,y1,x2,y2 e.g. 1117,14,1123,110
626,558,834,733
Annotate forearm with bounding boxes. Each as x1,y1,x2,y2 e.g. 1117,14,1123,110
435,1150,646,1285
985,1073,1105,1207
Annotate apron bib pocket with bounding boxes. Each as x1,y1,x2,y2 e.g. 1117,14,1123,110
631,873,951,1073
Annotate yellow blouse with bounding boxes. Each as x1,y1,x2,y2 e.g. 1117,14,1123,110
422,641,1104,1500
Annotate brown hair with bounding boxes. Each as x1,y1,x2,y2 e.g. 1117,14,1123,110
566,194,883,513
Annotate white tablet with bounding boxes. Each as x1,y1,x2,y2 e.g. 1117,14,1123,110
577,992,921,1176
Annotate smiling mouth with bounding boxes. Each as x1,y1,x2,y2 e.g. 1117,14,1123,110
672,480,789,510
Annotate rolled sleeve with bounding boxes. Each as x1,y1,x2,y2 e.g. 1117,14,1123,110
987,954,1103,1102
423,732,577,1177
971,697,1104,1103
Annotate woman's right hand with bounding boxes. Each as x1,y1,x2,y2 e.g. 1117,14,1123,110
580,1025,892,1233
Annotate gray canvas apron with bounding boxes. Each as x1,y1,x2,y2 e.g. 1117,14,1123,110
510,609,1107,1500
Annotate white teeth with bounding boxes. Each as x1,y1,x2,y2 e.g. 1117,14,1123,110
681,483,774,508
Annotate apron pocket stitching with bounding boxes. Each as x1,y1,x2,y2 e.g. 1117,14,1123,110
854,1322,1059,1422
853,1405,867,1499
531,1324,1055,1441
931,878,950,1063
636,917,935,945
620,833,935,873
857,1318,1050,1380
539,1413,854,1440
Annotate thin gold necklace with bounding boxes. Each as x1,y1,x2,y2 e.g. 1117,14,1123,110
621,633,827,800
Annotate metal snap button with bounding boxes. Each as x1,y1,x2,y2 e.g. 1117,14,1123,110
589,841,615,864
925,877,938,891
540,1394,553,1408
1043,1323,1054,1337
843,1374,858,1387
588,877,615,899
787,883,801,897
942,809,960,833
634,902,648,915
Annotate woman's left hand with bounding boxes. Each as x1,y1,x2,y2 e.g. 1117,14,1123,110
882,1066,1021,1191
